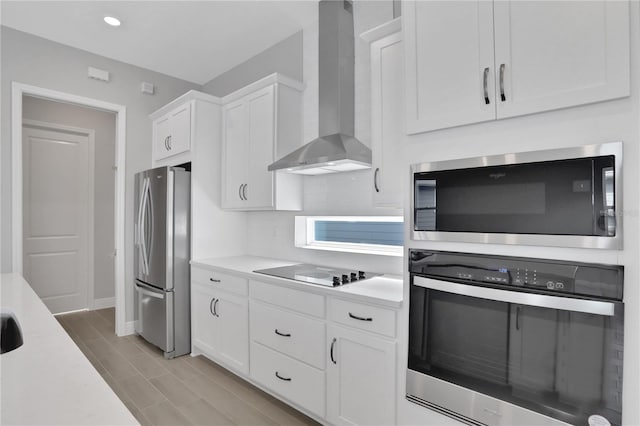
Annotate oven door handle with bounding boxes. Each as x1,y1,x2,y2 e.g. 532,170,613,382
413,276,616,317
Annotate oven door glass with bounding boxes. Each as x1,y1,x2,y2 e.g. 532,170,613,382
414,156,615,236
408,283,624,425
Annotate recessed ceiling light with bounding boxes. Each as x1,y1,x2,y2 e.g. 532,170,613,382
104,16,121,27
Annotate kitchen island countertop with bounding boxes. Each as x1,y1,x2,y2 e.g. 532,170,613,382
191,256,403,308
0,273,139,426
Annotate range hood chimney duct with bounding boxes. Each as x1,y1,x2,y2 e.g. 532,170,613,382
268,0,372,175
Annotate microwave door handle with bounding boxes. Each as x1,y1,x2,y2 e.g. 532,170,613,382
413,276,616,317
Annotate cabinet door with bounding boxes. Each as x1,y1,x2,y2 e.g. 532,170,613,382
403,0,495,134
371,30,403,208
245,86,275,209
222,100,248,209
493,0,630,119
191,282,218,356
327,324,396,426
216,292,249,375
153,114,172,161
167,103,191,155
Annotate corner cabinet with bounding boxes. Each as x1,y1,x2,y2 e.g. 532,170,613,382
221,74,304,211
362,18,404,209
403,0,630,134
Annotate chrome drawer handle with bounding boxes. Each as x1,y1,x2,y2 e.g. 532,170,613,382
374,168,380,193
209,277,221,283
348,312,373,322
275,371,291,382
274,329,291,337
213,299,219,317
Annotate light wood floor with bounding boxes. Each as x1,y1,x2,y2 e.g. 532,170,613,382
56,308,320,426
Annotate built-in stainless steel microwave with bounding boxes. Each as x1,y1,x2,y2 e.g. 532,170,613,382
411,142,622,249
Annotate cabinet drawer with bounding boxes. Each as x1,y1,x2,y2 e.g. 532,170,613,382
328,298,396,338
250,342,325,417
250,280,325,318
250,301,325,369
192,267,248,296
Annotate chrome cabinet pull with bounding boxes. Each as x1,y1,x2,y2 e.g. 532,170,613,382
238,184,243,200
209,298,215,316
275,371,292,382
242,184,247,201
483,67,490,105
275,329,291,337
209,277,221,283
167,135,172,149
374,168,380,193
348,312,373,322
164,136,169,151
212,298,219,317
499,63,506,102
330,338,337,364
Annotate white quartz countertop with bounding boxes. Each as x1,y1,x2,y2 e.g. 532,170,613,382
190,256,403,308
0,273,139,426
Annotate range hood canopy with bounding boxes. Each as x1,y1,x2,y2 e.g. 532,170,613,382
268,0,371,175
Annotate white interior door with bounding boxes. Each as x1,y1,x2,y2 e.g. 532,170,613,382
22,124,93,314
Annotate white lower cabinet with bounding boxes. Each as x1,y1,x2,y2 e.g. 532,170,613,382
250,341,325,417
192,268,399,425
326,323,396,426
191,279,249,375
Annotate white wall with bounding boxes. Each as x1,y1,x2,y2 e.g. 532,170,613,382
22,95,117,302
1,26,200,322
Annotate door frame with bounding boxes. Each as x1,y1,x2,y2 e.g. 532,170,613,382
22,119,96,312
11,82,129,336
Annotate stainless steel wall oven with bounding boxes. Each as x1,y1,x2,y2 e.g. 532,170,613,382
411,142,622,249
407,250,624,426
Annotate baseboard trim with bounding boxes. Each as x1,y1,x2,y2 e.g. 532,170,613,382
91,297,115,310
120,321,136,336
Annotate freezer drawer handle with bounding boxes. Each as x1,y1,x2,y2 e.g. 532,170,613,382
275,372,292,382
209,277,221,283
135,284,164,299
348,312,373,322
274,329,291,337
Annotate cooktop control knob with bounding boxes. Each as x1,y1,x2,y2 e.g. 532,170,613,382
358,271,366,280
342,274,349,284
350,272,358,281
332,276,341,286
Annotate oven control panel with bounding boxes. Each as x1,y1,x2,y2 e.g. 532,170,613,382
410,250,623,300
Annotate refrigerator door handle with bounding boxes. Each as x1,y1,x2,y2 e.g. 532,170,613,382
135,281,164,299
140,177,151,275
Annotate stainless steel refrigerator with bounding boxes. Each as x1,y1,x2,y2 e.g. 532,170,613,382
134,166,190,359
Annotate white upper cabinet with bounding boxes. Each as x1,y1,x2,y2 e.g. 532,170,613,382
152,102,192,161
493,0,630,119
221,73,304,211
363,18,405,208
403,0,630,134
404,1,495,134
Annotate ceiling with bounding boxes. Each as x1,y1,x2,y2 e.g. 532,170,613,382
1,1,319,85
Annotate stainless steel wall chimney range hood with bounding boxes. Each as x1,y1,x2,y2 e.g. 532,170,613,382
268,0,372,175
